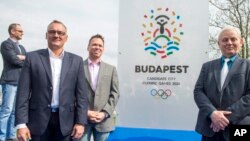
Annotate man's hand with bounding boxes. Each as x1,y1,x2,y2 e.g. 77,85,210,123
71,124,84,139
17,127,31,141
87,110,106,123
94,112,106,123
88,110,98,123
210,110,232,132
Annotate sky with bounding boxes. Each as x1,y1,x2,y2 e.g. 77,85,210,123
0,0,213,132
0,0,119,72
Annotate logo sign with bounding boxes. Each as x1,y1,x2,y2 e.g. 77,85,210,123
150,88,172,100
141,7,184,59
118,0,208,130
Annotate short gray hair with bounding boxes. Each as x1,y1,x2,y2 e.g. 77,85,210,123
47,20,67,32
218,26,241,40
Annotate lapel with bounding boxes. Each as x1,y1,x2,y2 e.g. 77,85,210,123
95,62,106,94
83,60,106,94
39,49,52,85
84,60,94,91
213,59,222,91
8,38,21,54
59,52,72,87
19,45,26,55
222,57,242,90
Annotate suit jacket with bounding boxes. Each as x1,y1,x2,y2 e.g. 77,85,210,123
194,56,250,139
83,60,119,132
15,49,88,136
0,38,26,85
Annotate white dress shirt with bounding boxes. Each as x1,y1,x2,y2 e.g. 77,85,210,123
49,48,64,108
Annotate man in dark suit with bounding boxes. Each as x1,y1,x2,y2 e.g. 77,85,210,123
80,34,119,141
194,26,250,141
0,23,26,141
15,20,88,141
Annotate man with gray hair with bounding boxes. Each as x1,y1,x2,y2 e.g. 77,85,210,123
15,20,88,141
194,26,250,141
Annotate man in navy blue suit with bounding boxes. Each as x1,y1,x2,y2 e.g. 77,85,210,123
0,23,26,141
194,26,250,141
15,20,88,141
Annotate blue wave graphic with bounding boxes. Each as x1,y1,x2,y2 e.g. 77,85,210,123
145,47,157,51
167,46,179,51
167,41,173,46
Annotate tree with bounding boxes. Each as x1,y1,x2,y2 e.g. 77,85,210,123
209,0,250,58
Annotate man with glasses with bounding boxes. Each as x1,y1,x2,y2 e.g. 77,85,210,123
0,23,26,141
15,20,88,141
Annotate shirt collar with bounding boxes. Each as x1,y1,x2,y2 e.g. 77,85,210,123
88,58,101,65
48,48,64,59
221,55,237,63
9,37,18,43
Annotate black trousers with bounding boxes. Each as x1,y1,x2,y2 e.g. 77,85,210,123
30,112,72,141
201,131,227,141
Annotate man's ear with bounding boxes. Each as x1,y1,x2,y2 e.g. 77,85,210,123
10,29,15,35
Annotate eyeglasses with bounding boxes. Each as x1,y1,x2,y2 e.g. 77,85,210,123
15,30,23,33
47,30,66,36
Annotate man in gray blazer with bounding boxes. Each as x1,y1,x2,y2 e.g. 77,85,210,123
194,26,250,141
15,20,88,141
80,34,119,141
0,23,26,141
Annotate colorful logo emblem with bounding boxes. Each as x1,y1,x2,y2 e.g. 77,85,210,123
141,7,184,59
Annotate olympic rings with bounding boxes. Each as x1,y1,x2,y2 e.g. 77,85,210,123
150,89,172,99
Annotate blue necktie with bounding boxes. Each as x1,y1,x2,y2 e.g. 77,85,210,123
221,58,230,89
15,42,22,54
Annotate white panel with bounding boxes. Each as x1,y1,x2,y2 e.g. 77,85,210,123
117,0,209,130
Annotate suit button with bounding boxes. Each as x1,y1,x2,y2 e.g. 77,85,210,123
48,105,51,107
50,86,53,90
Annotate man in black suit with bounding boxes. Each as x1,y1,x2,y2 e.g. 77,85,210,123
0,23,26,141
194,26,250,141
15,20,88,141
